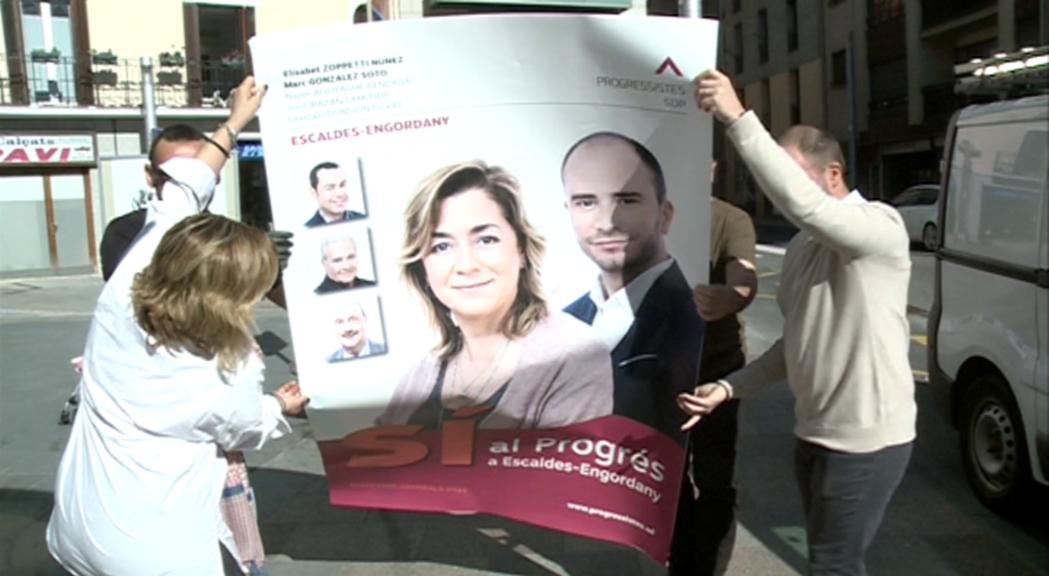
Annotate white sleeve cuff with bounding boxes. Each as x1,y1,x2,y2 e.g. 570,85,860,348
716,379,734,400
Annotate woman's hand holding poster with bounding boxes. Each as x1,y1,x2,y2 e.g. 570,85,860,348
250,14,717,562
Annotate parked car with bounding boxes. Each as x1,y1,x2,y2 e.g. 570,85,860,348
928,94,1048,517
890,184,940,250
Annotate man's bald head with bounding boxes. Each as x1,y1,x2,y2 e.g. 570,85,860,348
779,125,849,199
778,125,846,174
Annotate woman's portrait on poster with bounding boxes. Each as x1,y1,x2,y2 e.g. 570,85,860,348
378,161,613,430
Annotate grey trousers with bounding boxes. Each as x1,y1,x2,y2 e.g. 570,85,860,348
793,439,913,576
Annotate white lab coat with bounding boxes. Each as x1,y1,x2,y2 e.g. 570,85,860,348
46,158,290,575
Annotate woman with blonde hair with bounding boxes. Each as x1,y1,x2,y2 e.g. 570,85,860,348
379,161,613,429
47,213,306,575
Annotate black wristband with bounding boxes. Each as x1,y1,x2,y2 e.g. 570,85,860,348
201,134,230,158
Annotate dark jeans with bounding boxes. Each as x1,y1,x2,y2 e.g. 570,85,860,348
668,398,741,576
793,439,913,576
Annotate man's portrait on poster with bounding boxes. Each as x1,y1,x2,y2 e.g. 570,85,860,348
561,131,704,443
305,160,367,228
315,232,377,294
378,160,614,430
327,298,387,362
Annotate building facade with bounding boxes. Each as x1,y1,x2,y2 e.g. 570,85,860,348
715,0,1046,217
4,0,1042,274
1,0,368,275
715,0,829,216
862,0,1046,201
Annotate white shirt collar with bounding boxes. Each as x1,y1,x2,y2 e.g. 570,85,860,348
586,258,675,350
354,340,374,358
842,189,865,205
151,157,217,219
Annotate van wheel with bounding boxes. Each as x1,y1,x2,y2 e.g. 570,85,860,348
922,223,937,251
959,373,1032,516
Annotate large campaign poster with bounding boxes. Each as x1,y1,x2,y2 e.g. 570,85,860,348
250,15,717,562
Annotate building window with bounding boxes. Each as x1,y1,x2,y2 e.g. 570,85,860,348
787,0,798,52
1,0,92,106
869,0,903,25
183,3,255,106
732,0,741,13
790,69,801,124
870,59,906,105
18,0,74,103
1016,17,1038,48
733,23,744,73
831,49,847,86
758,9,769,64
955,38,997,63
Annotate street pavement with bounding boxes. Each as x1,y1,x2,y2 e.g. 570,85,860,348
2,242,1047,575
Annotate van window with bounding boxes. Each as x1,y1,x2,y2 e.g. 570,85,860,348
943,123,1046,267
893,186,935,206
892,186,938,207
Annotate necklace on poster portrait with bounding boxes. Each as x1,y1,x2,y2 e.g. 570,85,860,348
446,336,514,408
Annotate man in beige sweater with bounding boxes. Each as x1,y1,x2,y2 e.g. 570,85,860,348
679,69,916,576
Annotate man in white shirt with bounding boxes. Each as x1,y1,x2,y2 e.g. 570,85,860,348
561,131,704,443
682,69,916,576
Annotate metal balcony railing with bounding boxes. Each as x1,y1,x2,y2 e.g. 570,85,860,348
0,52,247,109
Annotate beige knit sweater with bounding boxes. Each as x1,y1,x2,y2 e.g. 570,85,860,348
722,112,917,453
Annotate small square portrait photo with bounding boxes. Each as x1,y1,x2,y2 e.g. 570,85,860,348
303,158,368,228
312,229,378,295
322,294,388,363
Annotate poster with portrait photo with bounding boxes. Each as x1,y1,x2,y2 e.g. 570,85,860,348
278,220,378,301
309,227,378,295
322,293,387,363
294,156,369,228
251,14,716,562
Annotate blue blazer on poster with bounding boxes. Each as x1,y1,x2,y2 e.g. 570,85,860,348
565,262,705,445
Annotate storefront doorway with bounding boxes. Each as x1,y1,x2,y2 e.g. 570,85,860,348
1,134,98,276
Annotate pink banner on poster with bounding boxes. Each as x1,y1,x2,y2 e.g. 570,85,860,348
317,415,684,561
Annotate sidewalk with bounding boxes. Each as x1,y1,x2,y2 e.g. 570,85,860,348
0,273,798,576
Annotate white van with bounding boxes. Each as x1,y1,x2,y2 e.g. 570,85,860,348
929,94,1048,515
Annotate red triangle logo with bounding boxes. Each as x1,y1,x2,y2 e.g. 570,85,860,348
656,57,683,77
